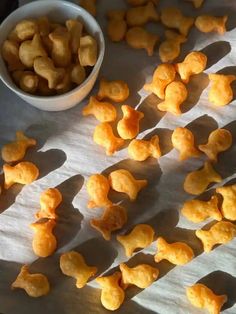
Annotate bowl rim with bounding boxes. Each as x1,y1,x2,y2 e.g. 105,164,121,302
0,0,105,100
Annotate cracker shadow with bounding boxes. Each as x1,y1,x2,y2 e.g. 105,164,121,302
54,175,84,250
0,181,23,214
145,209,179,238
182,73,209,113
217,65,236,75
201,41,231,69
197,271,236,310
194,188,217,202
30,254,63,289
137,94,166,133
28,149,66,179
144,128,173,156
186,114,218,146
26,123,59,151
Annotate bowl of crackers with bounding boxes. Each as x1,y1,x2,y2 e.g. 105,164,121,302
0,0,105,111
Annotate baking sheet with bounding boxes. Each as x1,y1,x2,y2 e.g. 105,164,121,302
0,0,236,313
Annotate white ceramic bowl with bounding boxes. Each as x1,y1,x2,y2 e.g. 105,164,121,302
0,0,105,111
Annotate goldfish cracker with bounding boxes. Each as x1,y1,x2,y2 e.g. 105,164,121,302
154,237,194,265
66,19,83,54
175,51,207,84
96,272,125,311
144,63,176,99
93,123,125,156
11,265,50,298
128,0,158,5
196,221,236,252
19,71,39,94
157,81,188,115
126,2,159,27
181,195,222,223
161,7,194,36
19,33,47,68
171,127,201,161
86,174,112,209
37,16,50,36
97,79,130,102
199,129,232,162
70,63,86,85
109,169,147,201
120,263,159,289
15,19,39,41
208,74,236,107
128,135,161,161
216,184,236,221
107,10,127,43
186,284,227,314
1,131,36,163
60,251,97,288
49,28,71,67
195,15,228,35
78,35,97,66
3,161,39,189
34,57,65,89
80,0,97,17
117,105,144,140
185,0,204,8
30,219,57,257
82,96,117,122
117,224,154,257
184,161,222,195
56,69,72,94
1,40,25,72
159,30,187,63
90,205,127,240
14,70,38,93
35,188,62,219
126,27,159,56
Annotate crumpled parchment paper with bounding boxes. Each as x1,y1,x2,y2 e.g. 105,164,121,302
0,0,236,313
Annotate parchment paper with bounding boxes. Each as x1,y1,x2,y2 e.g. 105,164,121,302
0,0,236,313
